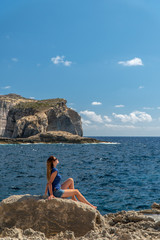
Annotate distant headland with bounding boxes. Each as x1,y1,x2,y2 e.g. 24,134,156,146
0,94,106,144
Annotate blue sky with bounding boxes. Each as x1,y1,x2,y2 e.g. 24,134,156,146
1,0,160,136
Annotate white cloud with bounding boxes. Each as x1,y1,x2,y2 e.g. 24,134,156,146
118,57,143,66
51,56,64,64
104,115,112,123
81,118,91,126
51,56,72,66
139,86,144,89
113,111,152,124
80,110,103,123
92,101,102,106
29,97,35,99
63,60,72,66
115,105,125,108
11,58,18,62
143,107,154,110
2,86,11,89
105,124,136,129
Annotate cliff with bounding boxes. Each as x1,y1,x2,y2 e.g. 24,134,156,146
0,94,35,136
0,94,83,138
1,195,160,240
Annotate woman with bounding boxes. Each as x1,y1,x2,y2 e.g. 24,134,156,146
45,156,97,209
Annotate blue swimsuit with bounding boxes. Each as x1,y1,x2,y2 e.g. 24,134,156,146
49,167,65,198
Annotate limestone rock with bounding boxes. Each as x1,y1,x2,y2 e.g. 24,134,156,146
12,113,48,138
0,131,102,144
2,197,160,239
0,227,46,240
0,195,103,238
28,131,100,143
46,108,82,137
151,202,160,209
0,100,13,136
0,94,83,138
0,94,35,137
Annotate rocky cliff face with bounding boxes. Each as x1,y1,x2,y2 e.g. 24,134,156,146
0,94,83,138
0,100,12,136
0,94,35,137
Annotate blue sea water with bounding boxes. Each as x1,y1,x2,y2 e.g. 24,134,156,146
0,137,160,215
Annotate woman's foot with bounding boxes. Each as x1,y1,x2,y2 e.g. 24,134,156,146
90,204,97,209
93,205,97,209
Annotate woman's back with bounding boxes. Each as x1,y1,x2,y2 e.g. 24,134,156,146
51,167,62,190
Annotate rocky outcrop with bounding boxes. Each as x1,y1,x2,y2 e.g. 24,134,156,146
1,195,160,240
0,131,105,144
0,100,12,136
0,94,35,136
28,131,100,144
0,94,83,138
0,195,103,238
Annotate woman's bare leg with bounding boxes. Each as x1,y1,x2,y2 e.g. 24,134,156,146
61,178,77,201
61,178,74,190
62,189,97,209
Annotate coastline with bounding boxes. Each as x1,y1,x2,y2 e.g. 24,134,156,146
1,195,160,240
0,131,109,144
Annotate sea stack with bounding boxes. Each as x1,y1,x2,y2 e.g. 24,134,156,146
0,94,83,139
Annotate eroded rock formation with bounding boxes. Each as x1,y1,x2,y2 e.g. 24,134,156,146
0,94,34,136
0,195,103,238
0,131,101,144
1,195,160,240
0,94,83,138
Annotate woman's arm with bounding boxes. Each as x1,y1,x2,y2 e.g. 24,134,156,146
48,171,57,199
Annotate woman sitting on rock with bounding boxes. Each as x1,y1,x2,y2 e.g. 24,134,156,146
45,155,97,209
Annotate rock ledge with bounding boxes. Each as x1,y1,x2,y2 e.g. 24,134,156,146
1,195,160,239
0,131,107,144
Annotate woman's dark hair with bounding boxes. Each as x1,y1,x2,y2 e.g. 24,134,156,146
47,156,57,181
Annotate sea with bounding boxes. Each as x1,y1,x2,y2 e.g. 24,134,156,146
0,136,160,216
